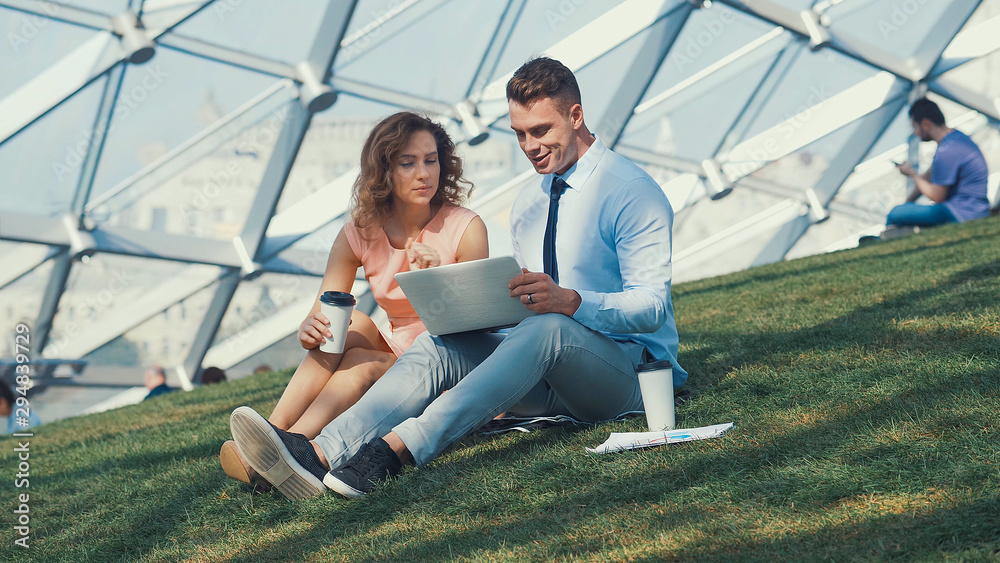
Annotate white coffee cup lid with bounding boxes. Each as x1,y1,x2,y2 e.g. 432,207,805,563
637,359,673,372
320,291,356,306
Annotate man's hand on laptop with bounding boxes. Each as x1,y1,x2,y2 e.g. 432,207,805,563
509,268,582,316
405,238,441,269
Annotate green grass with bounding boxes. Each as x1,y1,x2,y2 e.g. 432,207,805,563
3,218,999,562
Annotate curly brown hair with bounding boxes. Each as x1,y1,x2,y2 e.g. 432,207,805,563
350,112,472,231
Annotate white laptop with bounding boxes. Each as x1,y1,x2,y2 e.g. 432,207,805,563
394,256,536,335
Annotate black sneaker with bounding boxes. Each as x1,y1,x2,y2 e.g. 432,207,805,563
230,406,328,500
323,437,403,498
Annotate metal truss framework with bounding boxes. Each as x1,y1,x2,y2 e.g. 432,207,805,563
1,0,998,389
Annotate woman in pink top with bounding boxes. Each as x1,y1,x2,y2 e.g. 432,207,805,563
221,112,488,488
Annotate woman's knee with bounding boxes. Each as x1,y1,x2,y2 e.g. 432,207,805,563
340,347,395,385
345,310,392,351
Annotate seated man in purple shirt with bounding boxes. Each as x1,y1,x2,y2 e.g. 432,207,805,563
887,98,990,228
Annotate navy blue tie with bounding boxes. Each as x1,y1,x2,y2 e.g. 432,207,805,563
543,177,568,284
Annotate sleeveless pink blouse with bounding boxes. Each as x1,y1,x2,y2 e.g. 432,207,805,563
344,204,479,356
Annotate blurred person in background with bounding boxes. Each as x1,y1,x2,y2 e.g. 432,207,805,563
200,366,227,385
886,98,990,235
143,365,174,400
1,380,41,433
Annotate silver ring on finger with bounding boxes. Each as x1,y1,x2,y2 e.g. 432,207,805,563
527,294,534,304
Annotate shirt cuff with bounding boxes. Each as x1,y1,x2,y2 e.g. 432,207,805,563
571,289,602,328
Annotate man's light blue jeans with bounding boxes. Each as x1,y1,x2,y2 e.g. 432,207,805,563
312,314,646,467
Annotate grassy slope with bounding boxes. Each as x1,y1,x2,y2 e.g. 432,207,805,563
3,218,998,562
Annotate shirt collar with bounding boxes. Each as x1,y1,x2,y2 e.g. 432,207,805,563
546,134,605,194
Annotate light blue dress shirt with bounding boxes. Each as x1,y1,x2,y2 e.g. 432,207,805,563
509,136,687,386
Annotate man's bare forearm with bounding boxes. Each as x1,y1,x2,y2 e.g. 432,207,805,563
913,176,948,203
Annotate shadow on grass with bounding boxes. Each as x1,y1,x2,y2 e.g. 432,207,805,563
11,230,998,561
208,357,998,561
23,358,995,561
675,235,977,300
16,389,287,561
681,259,1000,397
657,496,1000,561
67,252,998,560
675,220,997,300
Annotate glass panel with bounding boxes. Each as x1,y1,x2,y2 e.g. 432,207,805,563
86,48,280,208
571,25,665,140
775,0,816,10
227,332,300,379
788,211,884,258
620,51,776,162
85,281,217,368
0,254,53,341
338,0,434,68
0,241,51,276
938,52,1000,101
739,50,878,141
168,0,330,65
90,91,296,242
45,254,218,359
672,189,794,283
643,3,778,93
825,0,955,59
860,105,912,165
670,120,862,282
0,8,99,99
0,75,104,216
457,132,525,197
744,117,864,192
488,0,630,85
56,1,130,15
335,0,507,102
271,219,345,275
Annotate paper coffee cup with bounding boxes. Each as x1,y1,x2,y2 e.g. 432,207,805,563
318,291,356,354
637,359,675,431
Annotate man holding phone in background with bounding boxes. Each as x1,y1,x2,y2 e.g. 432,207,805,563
885,98,990,232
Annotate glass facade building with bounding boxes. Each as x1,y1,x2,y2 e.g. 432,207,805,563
1,0,998,420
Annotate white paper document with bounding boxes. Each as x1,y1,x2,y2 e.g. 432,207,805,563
586,422,735,455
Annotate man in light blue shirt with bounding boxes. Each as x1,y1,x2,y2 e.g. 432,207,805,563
229,57,686,501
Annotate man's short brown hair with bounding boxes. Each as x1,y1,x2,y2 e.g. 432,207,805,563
506,57,582,114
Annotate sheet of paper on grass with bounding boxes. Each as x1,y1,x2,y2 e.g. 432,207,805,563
586,422,735,454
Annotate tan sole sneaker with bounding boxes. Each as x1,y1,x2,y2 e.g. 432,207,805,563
230,406,326,501
220,440,272,492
